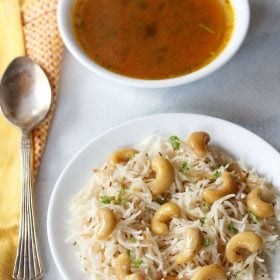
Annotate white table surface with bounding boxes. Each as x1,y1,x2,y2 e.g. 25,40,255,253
36,0,280,278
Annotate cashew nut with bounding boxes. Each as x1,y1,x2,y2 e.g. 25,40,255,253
110,148,139,166
191,264,227,280
115,254,131,279
187,132,210,158
203,172,238,204
149,156,175,196
176,228,202,264
96,208,117,240
225,231,263,263
246,188,275,218
228,162,247,181
115,254,144,280
151,202,181,235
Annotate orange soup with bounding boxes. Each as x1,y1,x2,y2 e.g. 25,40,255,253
73,0,234,80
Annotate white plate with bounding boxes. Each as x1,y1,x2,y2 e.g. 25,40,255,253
47,113,280,280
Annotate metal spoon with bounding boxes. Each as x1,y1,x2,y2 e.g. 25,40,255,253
0,57,51,279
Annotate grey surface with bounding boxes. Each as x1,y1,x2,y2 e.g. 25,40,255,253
36,0,280,278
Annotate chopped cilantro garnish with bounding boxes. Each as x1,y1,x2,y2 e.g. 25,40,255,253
127,250,143,268
99,196,115,204
227,222,239,234
118,189,126,205
131,257,143,268
127,249,132,257
247,209,261,224
129,237,138,243
203,238,211,247
199,217,206,226
180,161,189,175
169,135,180,150
214,169,222,178
202,203,210,213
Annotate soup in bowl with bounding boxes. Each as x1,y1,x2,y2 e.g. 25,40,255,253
58,0,250,88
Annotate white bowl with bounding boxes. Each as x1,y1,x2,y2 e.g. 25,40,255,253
57,0,250,88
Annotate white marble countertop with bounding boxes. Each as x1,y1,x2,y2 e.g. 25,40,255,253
36,0,280,278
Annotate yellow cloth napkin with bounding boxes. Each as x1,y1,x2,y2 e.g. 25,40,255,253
0,1,25,278
0,0,25,74
0,0,63,279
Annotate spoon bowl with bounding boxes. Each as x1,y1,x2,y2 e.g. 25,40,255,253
0,56,52,132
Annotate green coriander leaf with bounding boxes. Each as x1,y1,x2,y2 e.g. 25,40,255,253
127,250,143,268
127,249,132,257
199,217,206,226
118,189,126,205
203,238,211,247
202,203,210,213
247,209,261,224
129,238,138,243
99,196,115,204
131,257,143,268
169,135,181,150
180,161,189,175
214,169,222,178
228,222,239,234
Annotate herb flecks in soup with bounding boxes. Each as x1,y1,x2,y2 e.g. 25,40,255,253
73,0,234,79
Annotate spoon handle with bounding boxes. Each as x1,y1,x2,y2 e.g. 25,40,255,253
13,133,43,280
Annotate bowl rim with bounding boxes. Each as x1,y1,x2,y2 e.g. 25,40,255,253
57,0,250,88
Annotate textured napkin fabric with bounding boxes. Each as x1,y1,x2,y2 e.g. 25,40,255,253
0,0,63,279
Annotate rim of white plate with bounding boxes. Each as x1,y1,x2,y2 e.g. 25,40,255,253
47,113,280,280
